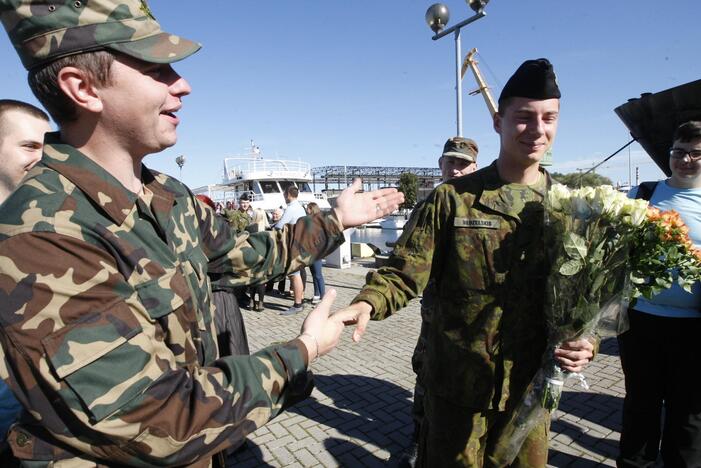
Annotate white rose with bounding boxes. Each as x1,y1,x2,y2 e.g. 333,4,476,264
548,184,571,212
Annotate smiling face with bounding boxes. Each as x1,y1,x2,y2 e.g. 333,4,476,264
96,55,191,157
0,109,51,199
669,137,701,188
494,97,559,170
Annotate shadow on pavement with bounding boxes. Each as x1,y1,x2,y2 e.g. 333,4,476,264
225,440,275,467
548,390,623,465
558,390,622,433
548,448,605,467
297,374,413,466
226,374,413,466
300,374,413,466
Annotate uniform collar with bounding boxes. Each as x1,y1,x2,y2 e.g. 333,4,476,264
41,132,178,225
475,161,552,221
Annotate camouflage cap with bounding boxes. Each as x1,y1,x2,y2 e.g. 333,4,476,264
0,0,201,70
441,136,479,163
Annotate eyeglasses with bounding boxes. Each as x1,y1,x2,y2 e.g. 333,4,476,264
669,148,701,161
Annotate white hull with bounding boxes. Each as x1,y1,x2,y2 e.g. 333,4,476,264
193,143,331,212
379,217,406,230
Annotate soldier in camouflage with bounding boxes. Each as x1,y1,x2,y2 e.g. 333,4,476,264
225,193,252,233
0,1,403,465
400,136,479,467
337,59,596,467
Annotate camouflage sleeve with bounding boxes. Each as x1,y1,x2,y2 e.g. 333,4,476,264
197,200,344,286
0,232,312,465
352,187,452,320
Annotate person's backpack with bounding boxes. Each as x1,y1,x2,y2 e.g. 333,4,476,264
634,181,659,201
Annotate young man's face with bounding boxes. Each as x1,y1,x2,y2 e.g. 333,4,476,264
97,55,191,157
0,110,51,196
239,199,250,212
439,155,476,181
669,137,701,187
494,97,559,168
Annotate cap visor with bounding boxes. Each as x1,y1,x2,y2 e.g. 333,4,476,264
441,151,475,162
107,32,201,64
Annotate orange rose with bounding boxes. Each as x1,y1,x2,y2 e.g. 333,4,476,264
647,207,662,221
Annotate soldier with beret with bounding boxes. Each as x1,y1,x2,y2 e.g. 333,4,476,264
0,0,403,465
337,59,595,467
226,192,253,233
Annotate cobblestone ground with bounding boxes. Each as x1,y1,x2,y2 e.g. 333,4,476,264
229,261,624,467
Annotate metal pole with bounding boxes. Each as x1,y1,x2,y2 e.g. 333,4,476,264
431,11,485,40
455,28,462,137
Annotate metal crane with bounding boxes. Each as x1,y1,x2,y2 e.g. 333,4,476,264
460,48,497,118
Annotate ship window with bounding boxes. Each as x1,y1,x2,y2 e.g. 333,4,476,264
297,182,311,192
260,181,280,194
279,181,296,193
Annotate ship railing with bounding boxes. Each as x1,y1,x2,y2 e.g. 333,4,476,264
223,158,311,181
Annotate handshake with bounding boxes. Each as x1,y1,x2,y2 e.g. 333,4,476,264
295,290,374,363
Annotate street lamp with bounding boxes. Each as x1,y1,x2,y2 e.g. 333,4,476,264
175,154,186,179
425,0,489,137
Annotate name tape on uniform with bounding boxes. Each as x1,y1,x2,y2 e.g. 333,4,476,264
454,217,500,229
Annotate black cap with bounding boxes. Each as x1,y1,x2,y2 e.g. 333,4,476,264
498,58,560,105
239,192,251,202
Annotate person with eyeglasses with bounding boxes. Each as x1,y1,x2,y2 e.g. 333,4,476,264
618,120,701,468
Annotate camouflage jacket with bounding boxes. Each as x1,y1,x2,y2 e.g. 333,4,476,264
0,133,344,466
224,209,251,234
353,162,551,410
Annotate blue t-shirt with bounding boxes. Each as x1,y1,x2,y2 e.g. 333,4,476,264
629,180,701,317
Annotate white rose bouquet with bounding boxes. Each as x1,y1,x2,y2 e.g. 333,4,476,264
496,184,647,465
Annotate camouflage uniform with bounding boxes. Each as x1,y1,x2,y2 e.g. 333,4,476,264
353,161,552,467
225,209,252,234
0,134,344,465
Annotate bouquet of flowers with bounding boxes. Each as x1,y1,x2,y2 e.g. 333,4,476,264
629,207,701,302
495,184,648,465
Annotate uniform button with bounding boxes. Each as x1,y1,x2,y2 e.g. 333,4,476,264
16,432,29,447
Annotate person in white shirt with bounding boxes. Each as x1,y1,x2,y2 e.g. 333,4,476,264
276,185,309,315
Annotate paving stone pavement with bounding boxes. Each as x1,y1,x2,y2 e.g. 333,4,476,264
228,261,625,467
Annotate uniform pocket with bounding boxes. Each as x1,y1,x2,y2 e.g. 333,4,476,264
135,267,189,319
452,226,509,292
42,302,152,423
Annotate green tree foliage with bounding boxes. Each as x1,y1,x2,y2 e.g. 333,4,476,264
397,172,418,210
551,172,613,188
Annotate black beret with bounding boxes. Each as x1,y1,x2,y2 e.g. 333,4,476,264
239,192,251,202
498,58,560,104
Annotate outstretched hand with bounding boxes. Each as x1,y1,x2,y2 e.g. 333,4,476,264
298,290,344,361
331,301,373,343
334,178,405,229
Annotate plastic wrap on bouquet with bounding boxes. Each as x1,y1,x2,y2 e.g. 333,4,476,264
492,185,638,466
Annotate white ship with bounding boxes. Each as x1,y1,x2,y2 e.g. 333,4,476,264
193,141,331,212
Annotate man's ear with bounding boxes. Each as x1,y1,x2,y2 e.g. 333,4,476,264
493,112,502,135
57,66,103,114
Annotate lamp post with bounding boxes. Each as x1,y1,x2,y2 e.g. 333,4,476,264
175,155,186,179
425,0,489,137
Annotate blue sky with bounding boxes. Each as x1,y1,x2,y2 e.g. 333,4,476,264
1,0,698,189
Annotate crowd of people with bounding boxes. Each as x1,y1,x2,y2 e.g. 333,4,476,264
0,1,698,467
